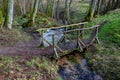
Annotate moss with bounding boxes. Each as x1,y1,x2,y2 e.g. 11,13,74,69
69,56,78,65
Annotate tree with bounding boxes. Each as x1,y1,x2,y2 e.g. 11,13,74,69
30,0,40,24
86,0,98,21
0,5,3,26
56,0,60,20
46,0,54,17
64,0,70,24
5,0,14,29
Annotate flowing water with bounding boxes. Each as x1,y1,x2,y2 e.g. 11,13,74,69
57,52,103,80
39,29,64,47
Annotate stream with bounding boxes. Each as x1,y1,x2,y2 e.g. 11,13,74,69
39,29,64,47
57,52,103,80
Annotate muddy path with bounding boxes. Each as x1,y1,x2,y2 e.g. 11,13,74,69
0,32,53,57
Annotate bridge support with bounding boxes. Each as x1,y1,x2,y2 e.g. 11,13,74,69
40,30,44,47
52,35,59,58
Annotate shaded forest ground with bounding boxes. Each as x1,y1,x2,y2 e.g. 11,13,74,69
0,2,120,80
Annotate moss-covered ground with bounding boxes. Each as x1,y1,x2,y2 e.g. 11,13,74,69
84,9,120,80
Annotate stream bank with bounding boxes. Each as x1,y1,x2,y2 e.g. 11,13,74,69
57,51,103,80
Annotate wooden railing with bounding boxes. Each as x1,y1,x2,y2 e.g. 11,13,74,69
36,21,107,58
49,25,100,58
37,22,88,47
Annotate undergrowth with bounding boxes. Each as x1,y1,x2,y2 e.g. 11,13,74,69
0,56,61,80
0,29,30,47
85,9,120,80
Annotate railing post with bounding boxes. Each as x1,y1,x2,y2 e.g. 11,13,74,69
64,27,67,43
40,30,44,47
77,30,79,48
80,24,85,39
52,35,59,58
95,26,100,44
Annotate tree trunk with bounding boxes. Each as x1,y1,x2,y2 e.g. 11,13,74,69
52,0,56,18
6,0,14,29
64,0,70,24
86,0,98,21
30,0,40,24
0,5,3,26
56,0,60,20
46,0,54,17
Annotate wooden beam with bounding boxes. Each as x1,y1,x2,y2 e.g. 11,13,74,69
37,22,88,31
52,35,59,58
49,25,100,36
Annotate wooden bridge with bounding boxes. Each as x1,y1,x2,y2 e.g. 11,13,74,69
37,21,106,58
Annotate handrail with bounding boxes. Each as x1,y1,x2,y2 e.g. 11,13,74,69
48,25,100,36
37,22,88,31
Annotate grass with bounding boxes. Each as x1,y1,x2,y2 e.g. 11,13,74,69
84,9,120,80
87,9,120,46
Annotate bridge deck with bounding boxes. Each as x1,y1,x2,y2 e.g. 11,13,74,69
40,41,77,56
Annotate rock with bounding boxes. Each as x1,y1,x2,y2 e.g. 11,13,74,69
9,70,14,74
94,75,103,80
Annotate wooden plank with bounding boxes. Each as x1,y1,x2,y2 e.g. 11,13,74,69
43,38,52,46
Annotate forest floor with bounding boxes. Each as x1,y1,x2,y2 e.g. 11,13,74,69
0,3,120,80
0,29,61,80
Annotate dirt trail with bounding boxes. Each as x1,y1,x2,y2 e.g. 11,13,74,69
0,35,52,57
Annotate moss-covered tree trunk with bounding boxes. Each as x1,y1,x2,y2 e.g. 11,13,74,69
29,0,40,25
64,0,70,24
52,0,56,18
4,0,14,29
3,0,8,26
86,0,98,21
46,0,54,17
56,0,60,20
0,5,3,27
